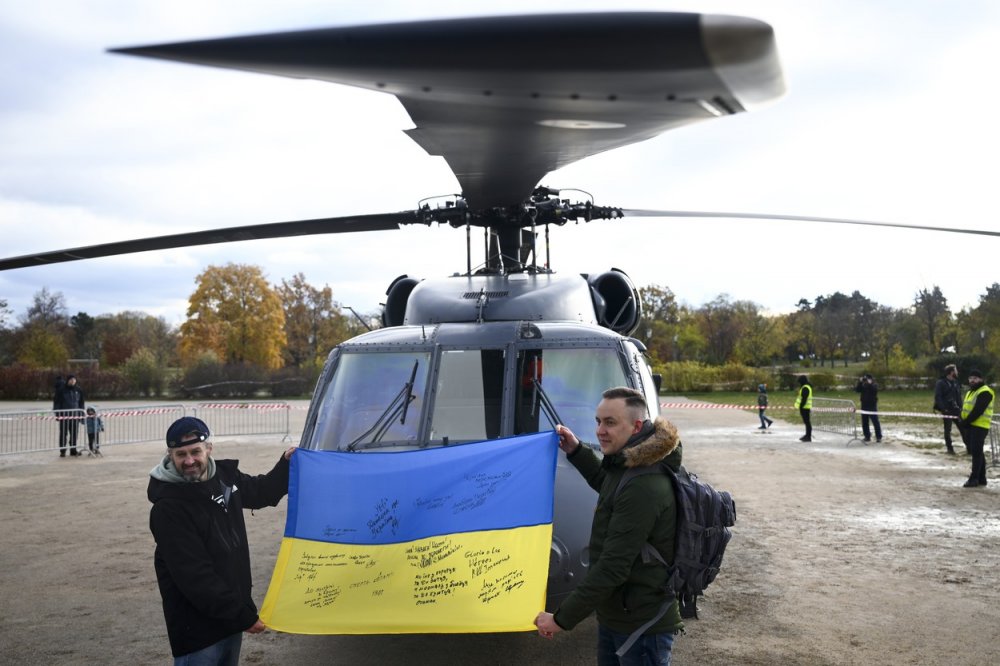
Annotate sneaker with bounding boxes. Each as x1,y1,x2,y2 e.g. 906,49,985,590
876,438,882,443
757,426,766,430
766,420,773,428
962,480,981,488
863,438,871,442
799,435,811,442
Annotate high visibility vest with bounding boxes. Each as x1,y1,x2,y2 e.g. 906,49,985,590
961,385,995,429
795,384,812,410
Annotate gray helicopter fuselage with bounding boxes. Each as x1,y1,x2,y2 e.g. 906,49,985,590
297,277,660,607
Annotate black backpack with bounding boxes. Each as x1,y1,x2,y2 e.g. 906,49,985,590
613,461,736,621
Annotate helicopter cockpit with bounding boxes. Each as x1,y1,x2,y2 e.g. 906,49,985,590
302,320,660,453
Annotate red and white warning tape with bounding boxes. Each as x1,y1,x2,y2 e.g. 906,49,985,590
659,402,958,419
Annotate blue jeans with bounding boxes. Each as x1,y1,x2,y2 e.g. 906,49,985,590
597,624,674,666
174,632,242,666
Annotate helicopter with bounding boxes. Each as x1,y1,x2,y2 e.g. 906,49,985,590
4,11,994,611
1,11,790,606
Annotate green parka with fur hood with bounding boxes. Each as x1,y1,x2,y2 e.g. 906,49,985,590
553,416,683,635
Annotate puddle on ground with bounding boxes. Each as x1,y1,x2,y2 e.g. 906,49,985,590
849,506,1000,537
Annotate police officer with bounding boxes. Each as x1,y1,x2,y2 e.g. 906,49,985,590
795,375,813,442
957,369,994,488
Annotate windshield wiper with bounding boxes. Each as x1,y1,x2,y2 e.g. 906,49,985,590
347,360,419,451
531,377,564,429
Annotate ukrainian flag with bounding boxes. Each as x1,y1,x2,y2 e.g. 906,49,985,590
259,431,558,634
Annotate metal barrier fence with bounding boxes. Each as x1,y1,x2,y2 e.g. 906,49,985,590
990,418,1000,468
92,404,187,448
192,401,292,441
811,397,858,441
0,409,86,455
0,401,291,456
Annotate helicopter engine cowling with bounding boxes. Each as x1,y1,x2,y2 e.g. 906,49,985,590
589,268,642,336
382,275,421,327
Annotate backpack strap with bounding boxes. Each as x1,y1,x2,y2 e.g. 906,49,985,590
615,597,674,658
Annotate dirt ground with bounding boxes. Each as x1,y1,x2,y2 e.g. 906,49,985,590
0,398,996,665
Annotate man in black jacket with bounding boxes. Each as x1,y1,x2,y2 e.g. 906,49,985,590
854,374,882,443
54,375,85,457
933,364,962,454
148,416,294,664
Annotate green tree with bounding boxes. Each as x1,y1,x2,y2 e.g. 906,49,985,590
277,273,352,368
638,285,681,362
734,308,782,367
913,286,951,355
180,263,286,369
16,327,69,368
695,295,764,365
955,283,1000,357
14,288,71,367
122,347,166,396
70,312,98,359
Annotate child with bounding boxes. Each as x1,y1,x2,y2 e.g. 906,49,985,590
85,407,104,456
757,384,774,430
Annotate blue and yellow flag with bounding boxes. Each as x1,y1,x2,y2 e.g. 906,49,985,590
259,431,558,634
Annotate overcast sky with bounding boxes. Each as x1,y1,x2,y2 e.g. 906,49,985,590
2,0,999,328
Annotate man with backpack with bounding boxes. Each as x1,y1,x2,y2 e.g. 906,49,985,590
534,387,683,664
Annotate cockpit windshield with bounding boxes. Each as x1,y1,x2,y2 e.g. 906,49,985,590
310,351,430,451
515,347,628,449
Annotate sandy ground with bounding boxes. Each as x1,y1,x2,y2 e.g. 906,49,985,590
0,399,996,665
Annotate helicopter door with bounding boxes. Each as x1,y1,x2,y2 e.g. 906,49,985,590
427,349,505,445
514,347,630,446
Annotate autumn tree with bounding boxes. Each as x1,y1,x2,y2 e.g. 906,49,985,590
276,273,352,368
179,263,286,369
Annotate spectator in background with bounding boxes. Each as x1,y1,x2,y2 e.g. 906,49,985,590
854,373,883,443
795,375,813,442
933,364,961,454
757,384,774,430
85,407,104,456
54,375,85,457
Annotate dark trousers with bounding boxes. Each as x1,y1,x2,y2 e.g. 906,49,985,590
942,411,960,451
800,408,811,438
57,414,79,454
861,412,882,440
962,426,988,485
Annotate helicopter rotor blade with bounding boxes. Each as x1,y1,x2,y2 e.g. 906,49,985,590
621,209,1000,238
0,211,417,271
